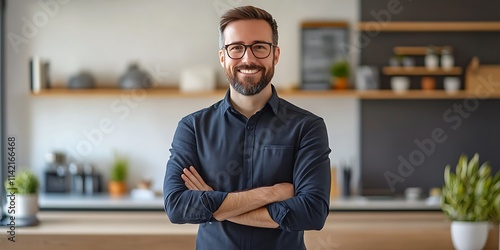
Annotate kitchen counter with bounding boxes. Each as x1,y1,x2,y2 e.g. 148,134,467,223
0,211,498,250
39,193,441,211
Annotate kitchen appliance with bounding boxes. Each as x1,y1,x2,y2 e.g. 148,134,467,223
44,152,70,193
44,152,102,194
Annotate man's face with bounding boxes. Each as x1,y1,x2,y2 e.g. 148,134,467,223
219,20,280,96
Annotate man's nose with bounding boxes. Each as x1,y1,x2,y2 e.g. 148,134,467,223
240,47,257,63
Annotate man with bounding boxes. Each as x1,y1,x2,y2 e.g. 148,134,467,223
163,5,331,249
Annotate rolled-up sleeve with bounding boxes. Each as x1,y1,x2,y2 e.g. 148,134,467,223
267,118,331,231
163,116,228,224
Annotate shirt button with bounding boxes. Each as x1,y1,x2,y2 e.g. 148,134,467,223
247,126,254,130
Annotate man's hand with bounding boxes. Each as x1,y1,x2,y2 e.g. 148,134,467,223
181,166,213,191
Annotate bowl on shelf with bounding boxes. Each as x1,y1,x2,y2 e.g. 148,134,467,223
391,76,410,93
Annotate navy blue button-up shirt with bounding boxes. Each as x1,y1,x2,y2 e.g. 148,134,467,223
163,85,331,250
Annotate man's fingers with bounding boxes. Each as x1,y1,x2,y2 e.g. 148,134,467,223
189,166,214,191
183,168,203,188
190,166,207,185
181,173,197,190
185,181,195,190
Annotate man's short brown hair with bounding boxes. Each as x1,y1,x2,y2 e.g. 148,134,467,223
219,6,278,48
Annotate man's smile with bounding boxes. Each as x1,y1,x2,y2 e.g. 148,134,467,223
238,68,260,74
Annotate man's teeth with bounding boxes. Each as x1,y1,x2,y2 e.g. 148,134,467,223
239,69,259,74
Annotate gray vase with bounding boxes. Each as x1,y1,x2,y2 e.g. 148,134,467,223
118,64,153,89
68,72,96,89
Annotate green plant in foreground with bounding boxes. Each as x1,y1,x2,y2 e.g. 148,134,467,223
441,153,500,221
4,170,39,195
111,156,128,182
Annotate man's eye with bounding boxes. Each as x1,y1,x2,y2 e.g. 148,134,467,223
230,45,244,51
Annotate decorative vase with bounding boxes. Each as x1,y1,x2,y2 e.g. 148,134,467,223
118,64,153,89
108,181,127,197
68,72,96,89
451,221,489,250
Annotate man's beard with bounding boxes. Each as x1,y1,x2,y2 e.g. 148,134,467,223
225,63,274,96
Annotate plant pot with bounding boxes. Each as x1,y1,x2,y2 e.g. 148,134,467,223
334,77,348,90
4,194,39,218
451,221,489,250
108,181,127,197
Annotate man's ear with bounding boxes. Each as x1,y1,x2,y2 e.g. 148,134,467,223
273,46,281,66
219,50,225,68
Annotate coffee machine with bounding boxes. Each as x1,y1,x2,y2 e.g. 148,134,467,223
44,152,101,194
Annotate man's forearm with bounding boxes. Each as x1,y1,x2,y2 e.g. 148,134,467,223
227,207,278,228
213,183,293,221
213,186,276,221
180,166,293,222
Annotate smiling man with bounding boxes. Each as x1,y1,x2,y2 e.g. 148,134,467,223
163,6,331,250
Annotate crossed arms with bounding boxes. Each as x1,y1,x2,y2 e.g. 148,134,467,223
163,116,331,231
181,166,293,228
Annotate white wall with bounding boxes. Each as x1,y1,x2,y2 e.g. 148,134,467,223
6,0,360,192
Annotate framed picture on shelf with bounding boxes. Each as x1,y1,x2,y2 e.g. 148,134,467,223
300,21,349,90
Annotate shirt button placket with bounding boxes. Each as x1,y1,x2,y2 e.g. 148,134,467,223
243,121,255,188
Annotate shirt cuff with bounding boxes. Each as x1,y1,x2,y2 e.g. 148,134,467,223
266,201,292,231
200,191,228,222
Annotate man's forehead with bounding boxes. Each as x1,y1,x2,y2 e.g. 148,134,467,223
223,19,272,42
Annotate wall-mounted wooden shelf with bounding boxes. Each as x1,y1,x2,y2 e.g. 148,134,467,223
31,87,228,98
382,66,462,76
30,87,500,99
393,46,452,56
357,22,500,32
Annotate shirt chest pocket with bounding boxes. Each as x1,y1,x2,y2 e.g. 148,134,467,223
261,145,295,186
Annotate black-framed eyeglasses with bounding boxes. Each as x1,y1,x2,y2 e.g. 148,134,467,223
223,42,275,59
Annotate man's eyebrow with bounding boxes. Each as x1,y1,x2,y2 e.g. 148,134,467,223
226,40,271,45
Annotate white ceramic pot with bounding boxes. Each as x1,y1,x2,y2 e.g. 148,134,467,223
444,77,460,93
451,221,489,250
391,76,410,93
4,194,39,218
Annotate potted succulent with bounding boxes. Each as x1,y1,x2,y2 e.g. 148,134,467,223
330,60,350,90
108,155,128,197
3,170,40,219
441,153,499,250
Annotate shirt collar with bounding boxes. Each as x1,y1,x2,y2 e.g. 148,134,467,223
220,84,281,116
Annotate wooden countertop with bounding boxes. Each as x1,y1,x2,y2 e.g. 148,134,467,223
1,211,498,250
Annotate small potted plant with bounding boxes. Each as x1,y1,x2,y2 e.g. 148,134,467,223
441,153,499,250
3,170,40,218
108,155,128,197
330,60,350,90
